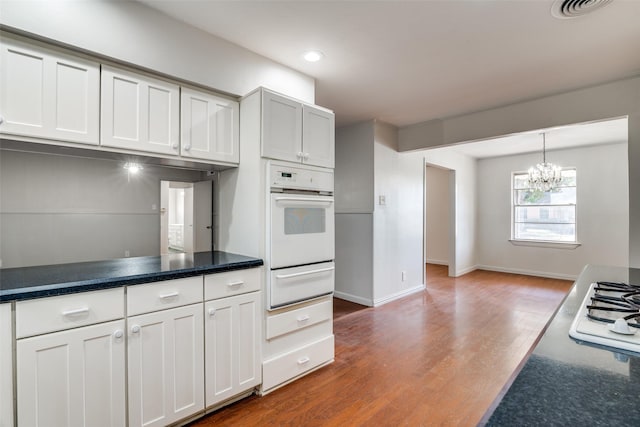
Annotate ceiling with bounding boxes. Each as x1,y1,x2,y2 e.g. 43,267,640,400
138,0,640,130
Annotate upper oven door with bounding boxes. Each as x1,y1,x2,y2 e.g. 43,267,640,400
270,193,335,269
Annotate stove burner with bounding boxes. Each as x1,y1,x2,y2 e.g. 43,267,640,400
587,281,640,329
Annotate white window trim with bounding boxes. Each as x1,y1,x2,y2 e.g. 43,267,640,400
509,239,581,249
510,168,578,247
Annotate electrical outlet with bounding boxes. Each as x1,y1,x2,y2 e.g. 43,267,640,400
124,250,130,257
379,195,386,205
402,271,407,282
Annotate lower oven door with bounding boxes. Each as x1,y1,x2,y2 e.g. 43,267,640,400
270,193,335,269
269,261,335,310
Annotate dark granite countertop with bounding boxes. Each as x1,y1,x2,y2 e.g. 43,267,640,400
482,265,640,426
0,251,263,302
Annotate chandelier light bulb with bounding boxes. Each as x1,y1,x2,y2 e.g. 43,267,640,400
527,133,562,191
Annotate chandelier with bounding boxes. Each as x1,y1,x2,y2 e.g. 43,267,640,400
527,133,562,192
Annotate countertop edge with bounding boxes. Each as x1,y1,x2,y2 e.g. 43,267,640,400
0,254,263,303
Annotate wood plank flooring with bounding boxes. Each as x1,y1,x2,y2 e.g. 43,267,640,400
190,264,572,426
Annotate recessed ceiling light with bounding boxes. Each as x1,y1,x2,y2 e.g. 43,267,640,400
303,50,324,62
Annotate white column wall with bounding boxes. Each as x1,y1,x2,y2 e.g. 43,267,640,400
372,121,424,305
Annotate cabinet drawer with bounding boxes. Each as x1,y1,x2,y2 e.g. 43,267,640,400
266,299,332,340
262,335,334,392
204,268,261,301
16,288,124,338
127,276,203,316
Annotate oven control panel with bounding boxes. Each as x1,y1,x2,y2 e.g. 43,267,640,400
270,161,333,193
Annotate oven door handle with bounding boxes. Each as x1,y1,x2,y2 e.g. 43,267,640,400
274,196,334,205
275,266,335,280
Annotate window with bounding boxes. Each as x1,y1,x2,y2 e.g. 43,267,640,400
512,169,577,243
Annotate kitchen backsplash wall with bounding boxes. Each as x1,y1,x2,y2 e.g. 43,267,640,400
0,150,202,268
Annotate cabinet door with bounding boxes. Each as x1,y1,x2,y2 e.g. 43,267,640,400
181,88,239,163
261,90,302,163
16,319,126,427
101,66,180,156
302,104,335,168
0,37,99,145
0,304,13,427
205,291,261,407
128,303,204,427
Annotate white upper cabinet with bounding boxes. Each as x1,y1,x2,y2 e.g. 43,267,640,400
261,89,334,168
101,65,180,156
261,90,303,164
181,87,239,164
0,36,100,145
302,104,335,168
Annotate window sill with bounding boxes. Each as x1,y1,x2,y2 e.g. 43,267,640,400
509,239,581,249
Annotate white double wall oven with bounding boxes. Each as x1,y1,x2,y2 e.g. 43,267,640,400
267,161,335,310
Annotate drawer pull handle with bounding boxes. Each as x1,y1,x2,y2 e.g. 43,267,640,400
227,281,244,287
159,291,179,299
297,315,310,322
113,330,124,339
62,307,89,316
297,357,310,365
208,308,216,317
131,325,141,334
276,266,335,280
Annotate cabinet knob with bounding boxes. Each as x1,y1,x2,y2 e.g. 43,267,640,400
131,325,141,334
172,142,179,150
208,308,216,317
297,151,304,159
185,144,191,151
113,330,124,339
0,115,4,126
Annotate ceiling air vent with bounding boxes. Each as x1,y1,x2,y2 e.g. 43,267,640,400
551,0,613,19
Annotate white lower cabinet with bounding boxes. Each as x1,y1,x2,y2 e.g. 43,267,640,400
205,291,261,407
127,303,204,427
0,303,13,427
261,296,334,393
16,319,126,427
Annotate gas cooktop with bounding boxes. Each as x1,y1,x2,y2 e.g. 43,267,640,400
569,281,640,353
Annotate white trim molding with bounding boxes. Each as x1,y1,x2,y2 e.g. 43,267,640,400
333,291,373,307
477,264,577,281
372,284,425,307
509,239,581,249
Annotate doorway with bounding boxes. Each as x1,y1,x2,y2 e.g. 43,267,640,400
160,180,213,254
424,164,455,277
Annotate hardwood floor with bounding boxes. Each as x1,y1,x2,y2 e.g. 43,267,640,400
190,264,572,426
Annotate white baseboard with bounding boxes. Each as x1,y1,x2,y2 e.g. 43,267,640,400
426,258,449,266
373,284,425,307
477,264,577,281
333,291,373,307
453,264,478,277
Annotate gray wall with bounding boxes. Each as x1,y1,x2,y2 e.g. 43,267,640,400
0,150,201,268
